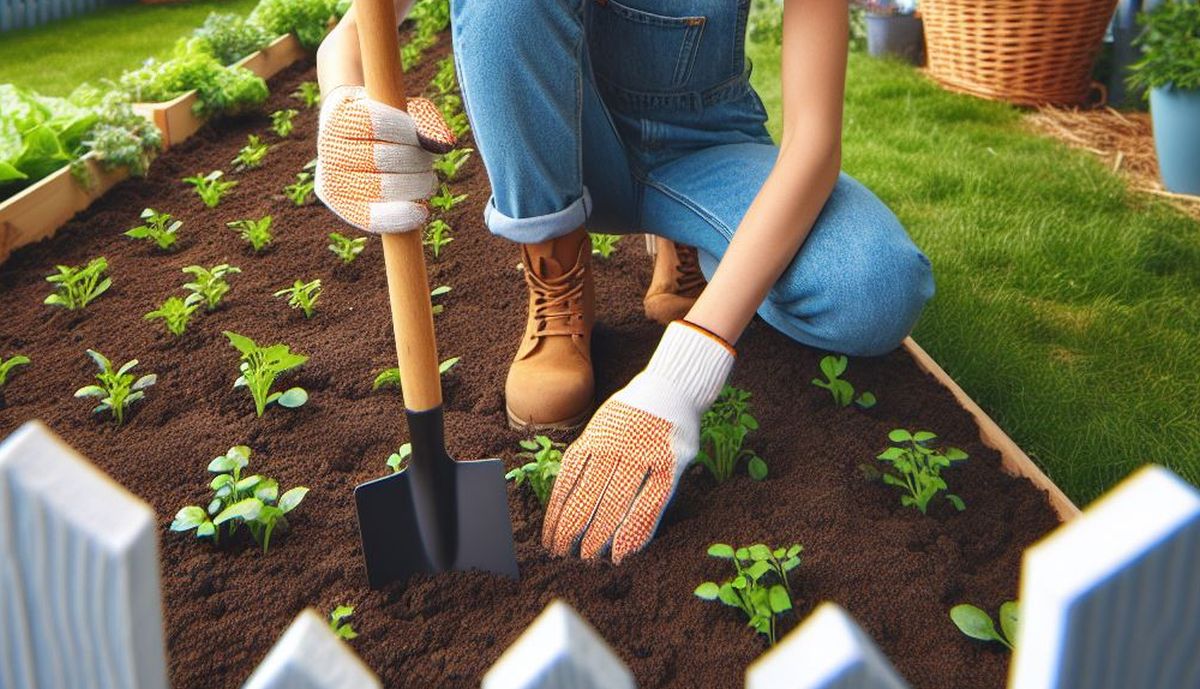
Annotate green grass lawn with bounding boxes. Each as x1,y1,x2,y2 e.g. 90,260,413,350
0,0,258,96
750,38,1200,506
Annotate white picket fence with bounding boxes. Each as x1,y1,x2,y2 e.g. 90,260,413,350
1,419,1197,688
0,0,128,32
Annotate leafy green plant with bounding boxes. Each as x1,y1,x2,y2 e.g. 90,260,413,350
224,331,309,416
284,171,315,205
386,443,411,473
432,148,473,181
429,56,458,97
589,233,621,259
1128,1,1200,94
170,445,309,554
435,93,462,123
328,232,366,263
951,601,1018,651
875,429,969,514
810,355,876,409
0,355,31,389
445,111,470,139
430,285,451,314
187,11,273,65
182,263,240,310
270,108,298,137
74,349,156,425
292,81,321,108
124,207,181,251
429,184,467,212
250,0,340,50
423,219,454,258
44,257,111,310
228,215,273,252
118,51,267,116
145,296,199,337
504,435,565,505
694,542,802,645
233,134,269,170
273,279,322,318
71,86,163,178
697,385,767,482
372,357,458,391
183,170,237,207
329,605,359,640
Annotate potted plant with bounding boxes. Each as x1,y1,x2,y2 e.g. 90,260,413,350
864,0,924,66
1128,1,1200,195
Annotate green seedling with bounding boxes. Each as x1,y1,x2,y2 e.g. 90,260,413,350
430,285,450,314
328,232,366,263
811,355,875,409
430,56,457,96
436,93,462,123
446,112,470,138
329,605,359,640
124,208,181,251
875,429,969,514
429,184,468,213
270,108,298,137
233,134,269,170
589,233,621,259
0,355,31,389
292,81,321,108
284,171,315,205
694,542,803,645
44,257,111,311
224,331,308,416
170,445,309,554
183,170,237,207
182,263,241,311
386,443,412,473
432,148,473,181
697,385,767,482
423,219,454,258
145,296,199,337
504,435,565,506
273,279,322,318
228,215,273,252
372,357,458,391
951,601,1018,651
74,349,156,425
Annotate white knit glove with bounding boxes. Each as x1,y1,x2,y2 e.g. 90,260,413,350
543,321,735,563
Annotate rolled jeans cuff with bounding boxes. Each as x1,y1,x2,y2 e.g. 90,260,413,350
483,187,592,243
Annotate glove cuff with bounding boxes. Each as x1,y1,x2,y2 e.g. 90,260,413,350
640,320,735,414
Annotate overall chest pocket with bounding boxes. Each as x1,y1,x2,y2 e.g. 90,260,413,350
587,0,706,93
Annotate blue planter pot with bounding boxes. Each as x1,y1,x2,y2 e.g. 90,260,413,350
1150,86,1200,195
866,14,925,66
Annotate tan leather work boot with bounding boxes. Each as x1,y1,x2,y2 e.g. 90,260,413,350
505,228,595,430
643,236,707,325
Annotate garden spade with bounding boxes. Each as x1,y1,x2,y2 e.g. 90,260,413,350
352,0,518,589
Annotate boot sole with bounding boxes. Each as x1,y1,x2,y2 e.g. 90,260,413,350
505,403,592,432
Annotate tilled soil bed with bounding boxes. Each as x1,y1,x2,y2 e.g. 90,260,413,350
0,38,1061,689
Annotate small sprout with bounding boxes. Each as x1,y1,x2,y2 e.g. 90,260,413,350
697,385,767,483
694,542,803,646
328,232,366,264
273,279,322,318
386,443,411,474
504,435,564,505
291,81,320,108
446,112,470,139
183,170,237,208
233,134,269,170
430,285,451,315
284,171,315,205
951,601,1018,651
436,93,462,123
0,354,31,389
228,215,273,252
170,445,309,554
329,605,359,640
423,219,454,258
74,349,156,425
224,331,308,417
589,233,621,259
432,148,472,181
430,56,457,96
429,184,468,213
182,264,241,311
270,108,298,137
811,355,875,409
44,257,111,311
876,429,969,514
144,296,199,337
372,357,458,391
124,208,181,251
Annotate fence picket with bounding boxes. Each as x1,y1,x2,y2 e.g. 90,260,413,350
242,609,381,689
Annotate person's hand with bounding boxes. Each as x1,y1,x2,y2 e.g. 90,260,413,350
315,85,456,233
542,321,735,563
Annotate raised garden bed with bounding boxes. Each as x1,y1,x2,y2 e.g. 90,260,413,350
0,40,1069,689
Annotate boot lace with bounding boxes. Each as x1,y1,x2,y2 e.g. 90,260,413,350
526,256,586,338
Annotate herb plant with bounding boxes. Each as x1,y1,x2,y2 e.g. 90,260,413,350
0,355,30,389
372,357,458,390
145,296,199,337
233,134,269,169
504,435,565,505
589,233,621,259
124,208,181,251
273,279,322,318
224,331,309,416
270,108,299,137
117,51,268,117
228,215,273,252
429,184,468,212
182,263,240,310
328,232,366,263
430,285,450,314
697,385,767,482
249,0,339,50
386,443,412,473
183,170,237,207
876,429,969,514
694,542,803,645
1128,1,1200,94
292,81,321,108
187,11,272,65
284,171,315,205
432,148,473,181
74,349,156,425
951,601,1018,651
44,257,111,310
810,355,876,409
423,219,454,258
329,605,359,640
170,445,309,554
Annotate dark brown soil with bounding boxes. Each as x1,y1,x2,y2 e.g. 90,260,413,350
0,35,1060,689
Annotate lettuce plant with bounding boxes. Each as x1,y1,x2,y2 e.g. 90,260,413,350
273,279,322,318
270,108,298,137
329,605,358,640
951,601,1018,651
694,542,802,645
429,184,467,212
432,148,472,181
292,81,321,108
74,349,156,425
372,357,458,391
0,355,30,389
697,385,767,482
328,232,365,263
183,170,237,207
182,263,240,310
423,219,453,258
811,355,875,409
228,215,273,252
589,233,621,259
44,257,111,310
145,296,199,337
224,331,308,416
125,208,181,251
233,134,269,169
284,171,315,205
876,429,968,514
504,435,564,505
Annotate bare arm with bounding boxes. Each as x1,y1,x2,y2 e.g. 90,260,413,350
684,0,848,344
316,0,416,93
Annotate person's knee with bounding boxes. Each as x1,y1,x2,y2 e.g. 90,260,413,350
823,243,934,356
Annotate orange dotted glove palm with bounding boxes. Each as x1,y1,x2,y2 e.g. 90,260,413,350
315,85,456,233
542,321,735,563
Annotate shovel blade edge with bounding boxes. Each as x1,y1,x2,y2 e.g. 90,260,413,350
451,457,519,579
354,473,437,589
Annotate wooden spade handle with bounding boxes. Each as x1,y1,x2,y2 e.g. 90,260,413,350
357,0,442,411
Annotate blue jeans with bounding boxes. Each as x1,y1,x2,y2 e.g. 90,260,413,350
450,0,934,356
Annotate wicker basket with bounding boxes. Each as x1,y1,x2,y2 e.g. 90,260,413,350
921,0,1118,107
